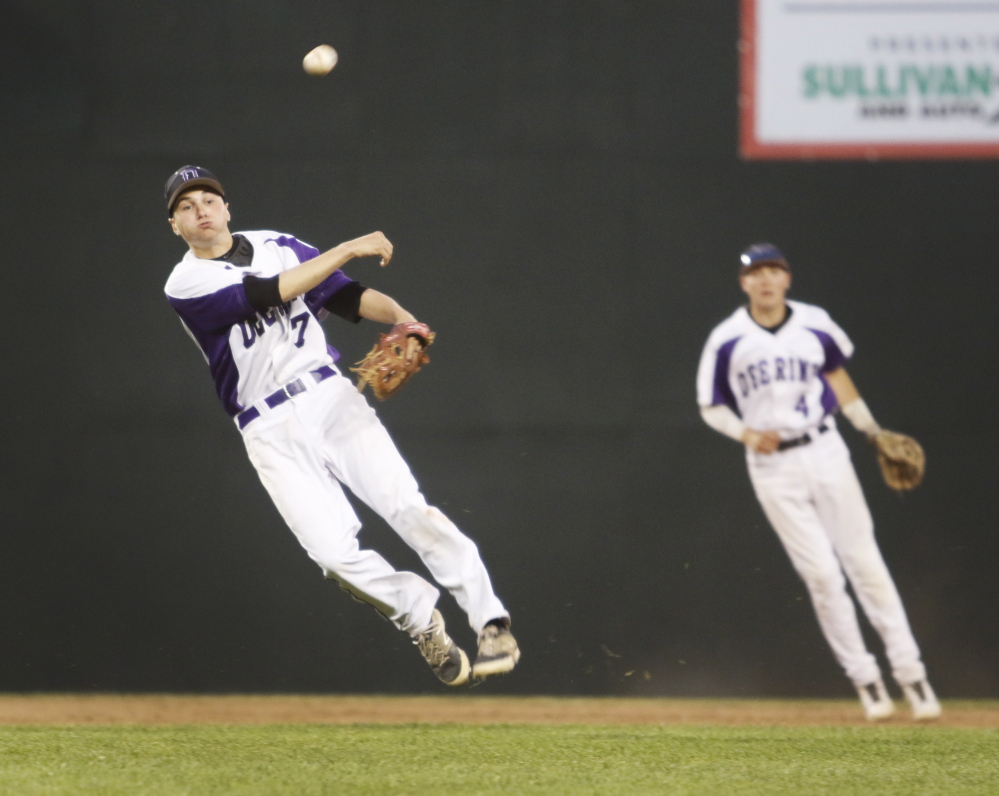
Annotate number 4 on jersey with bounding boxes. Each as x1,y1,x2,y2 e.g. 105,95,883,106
795,395,809,418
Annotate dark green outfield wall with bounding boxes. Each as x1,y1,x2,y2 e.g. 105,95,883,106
1,1,996,697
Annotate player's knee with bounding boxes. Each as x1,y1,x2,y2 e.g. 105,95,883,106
801,566,845,605
849,563,897,606
309,535,364,574
397,504,477,555
842,547,889,583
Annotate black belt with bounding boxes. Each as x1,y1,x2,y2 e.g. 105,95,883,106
237,365,336,429
776,422,830,452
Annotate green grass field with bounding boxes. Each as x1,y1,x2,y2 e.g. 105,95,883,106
0,723,996,795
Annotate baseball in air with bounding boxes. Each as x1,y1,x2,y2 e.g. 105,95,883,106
303,44,338,76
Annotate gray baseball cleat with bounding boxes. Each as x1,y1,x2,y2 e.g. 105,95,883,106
857,679,895,721
472,619,521,679
902,679,942,721
414,609,470,686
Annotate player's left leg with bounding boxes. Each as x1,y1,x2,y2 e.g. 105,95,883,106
308,376,517,675
809,432,940,718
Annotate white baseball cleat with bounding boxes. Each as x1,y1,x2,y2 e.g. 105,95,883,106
472,619,521,679
857,679,895,721
902,679,942,721
414,609,470,686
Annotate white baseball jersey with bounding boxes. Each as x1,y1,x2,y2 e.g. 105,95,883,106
164,230,351,417
696,300,854,436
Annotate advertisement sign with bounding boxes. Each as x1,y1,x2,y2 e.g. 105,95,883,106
741,0,999,158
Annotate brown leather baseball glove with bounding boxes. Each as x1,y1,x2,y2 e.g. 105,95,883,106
873,430,925,492
351,321,435,401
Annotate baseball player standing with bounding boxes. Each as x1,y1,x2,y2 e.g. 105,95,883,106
695,243,940,721
162,165,520,686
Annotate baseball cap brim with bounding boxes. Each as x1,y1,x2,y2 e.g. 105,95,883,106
741,258,790,272
167,178,225,214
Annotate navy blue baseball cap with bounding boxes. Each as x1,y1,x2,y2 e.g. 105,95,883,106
165,165,225,214
739,243,790,272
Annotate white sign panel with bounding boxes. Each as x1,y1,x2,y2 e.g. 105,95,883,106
741,0,999,158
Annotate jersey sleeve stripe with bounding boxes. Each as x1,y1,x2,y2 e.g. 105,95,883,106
807,327,850,373
712,336,742,413
818,374,839,416
167,284,255,331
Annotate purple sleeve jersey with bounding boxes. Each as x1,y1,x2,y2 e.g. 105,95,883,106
165,230,354,417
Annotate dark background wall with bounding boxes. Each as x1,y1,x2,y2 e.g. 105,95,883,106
1,0,996,698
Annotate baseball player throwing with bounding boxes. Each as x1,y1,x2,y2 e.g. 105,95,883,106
162,165,520,686
696,243,939,721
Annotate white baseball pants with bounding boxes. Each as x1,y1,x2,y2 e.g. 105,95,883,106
747,427,926,687
239,371,508,637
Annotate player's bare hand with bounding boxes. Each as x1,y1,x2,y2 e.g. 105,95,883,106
343,231,393,266
743,429,780,454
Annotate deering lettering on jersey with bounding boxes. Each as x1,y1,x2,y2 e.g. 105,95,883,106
698,302,855,432
735,356,821,398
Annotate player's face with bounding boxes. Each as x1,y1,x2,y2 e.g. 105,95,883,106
739,265,791,311
169,190,231,246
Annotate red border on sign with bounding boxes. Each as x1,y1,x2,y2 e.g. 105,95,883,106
738,0,999,160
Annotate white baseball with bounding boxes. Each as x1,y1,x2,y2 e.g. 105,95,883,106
303,44,338,76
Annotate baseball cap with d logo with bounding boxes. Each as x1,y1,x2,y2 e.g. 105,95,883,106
165,165,225,215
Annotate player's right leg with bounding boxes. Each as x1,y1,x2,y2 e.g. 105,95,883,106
811,443,939,719
752,464,893,720
749,459,884,691
310,376,518,678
